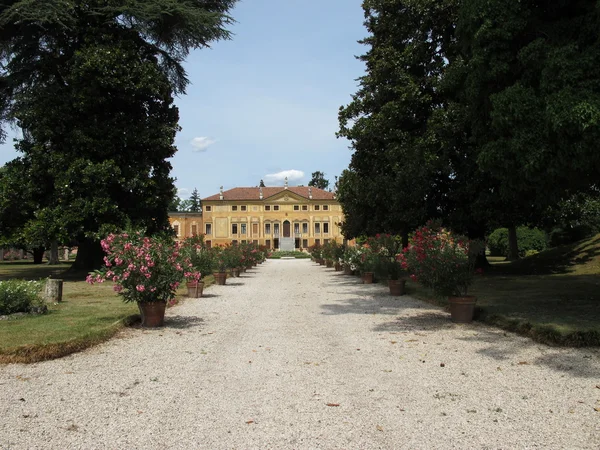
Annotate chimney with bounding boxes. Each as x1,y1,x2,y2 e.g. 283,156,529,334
219,186,224,201
284,177,288,190
259,186,263,200
308,186,313,200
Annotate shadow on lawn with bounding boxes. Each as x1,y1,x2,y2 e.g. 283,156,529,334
493,235,600,275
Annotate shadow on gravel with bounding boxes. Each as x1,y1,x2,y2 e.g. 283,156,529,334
165,315,205,329
459,330,600,378
199,294,219,298
373,310,451,333
321,296,407,316
223,282,244,286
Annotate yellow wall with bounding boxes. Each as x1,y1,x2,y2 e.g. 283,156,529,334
168,213,203,240
200,191,346,249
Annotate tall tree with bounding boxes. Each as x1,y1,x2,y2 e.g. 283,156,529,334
338,0,458,240
308,171,330,190
0,0,237,269
188,188,202,212
452,0,600,257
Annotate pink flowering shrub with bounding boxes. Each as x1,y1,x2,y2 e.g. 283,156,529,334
87,232,200,303
402,222,482,297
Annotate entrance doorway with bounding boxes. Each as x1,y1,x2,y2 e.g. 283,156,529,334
283,220,291,238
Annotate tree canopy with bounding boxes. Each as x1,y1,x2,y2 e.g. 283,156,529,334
338,0,600,255
308,171,330,190
0,0,237,269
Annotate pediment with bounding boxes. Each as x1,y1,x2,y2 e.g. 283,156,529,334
264,190,306,203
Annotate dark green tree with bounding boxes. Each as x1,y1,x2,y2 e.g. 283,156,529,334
188,188,202,212
0,0,237,269
338,0,458,243
308,171,330,190
452,0,600,258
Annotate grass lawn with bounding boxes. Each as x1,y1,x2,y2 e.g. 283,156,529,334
269,250,311,259
0,262,212,363
407,233,600,347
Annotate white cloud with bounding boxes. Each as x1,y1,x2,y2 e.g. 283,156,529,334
263,169,305,186
177,188,190,198
190,137,216,152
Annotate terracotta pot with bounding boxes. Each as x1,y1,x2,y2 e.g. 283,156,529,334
388,279,406,296
362,272,374,284
334,262,342,271
231,268,240,277
343,265,353,275
213,272,227,285
326,260,334,268
318,259,325,265
246,265,252,271
137,301,166,328
186,281,205,298
448,296,477,323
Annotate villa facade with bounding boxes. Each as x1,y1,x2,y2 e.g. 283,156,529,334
168,183,346,250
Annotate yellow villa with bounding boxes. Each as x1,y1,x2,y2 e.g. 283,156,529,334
169,181,346,250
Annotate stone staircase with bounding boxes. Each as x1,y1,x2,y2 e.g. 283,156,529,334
279,237,295,251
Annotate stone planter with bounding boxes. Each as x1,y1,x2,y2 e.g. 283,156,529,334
343,265,353,276
448,296,477,323
388,279,406,296
213,272,227,285
334,262,342,271
361,272,374,284
326,260,334,268
137,301,166,328
186,281,205,298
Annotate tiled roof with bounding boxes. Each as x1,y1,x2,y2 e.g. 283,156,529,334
203,186,335,201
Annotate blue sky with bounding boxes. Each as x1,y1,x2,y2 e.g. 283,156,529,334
0,0,367,200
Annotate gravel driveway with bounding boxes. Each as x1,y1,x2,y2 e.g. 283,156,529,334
1,259,599,449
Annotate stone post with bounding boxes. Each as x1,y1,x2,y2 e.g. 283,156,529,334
45,279,63,303
63,247,70,261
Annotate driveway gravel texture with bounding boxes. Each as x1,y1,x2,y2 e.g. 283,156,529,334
1,259,599,449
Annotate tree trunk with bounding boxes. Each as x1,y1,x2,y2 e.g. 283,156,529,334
47,240,60,265
33,246,45,264
506,225,520,261
72,238,104,271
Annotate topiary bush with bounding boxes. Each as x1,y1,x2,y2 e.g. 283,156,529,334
0,279,45,315
488,227,548,258
488,228,510,257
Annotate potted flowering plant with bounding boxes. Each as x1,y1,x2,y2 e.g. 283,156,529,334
308,243,323,264
404,222,481,322
87,232,200,327
211,245,229,285
355,244,376,283
370,234,406,296
331,242,345,271
180,235,213,297
341,246,359,275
